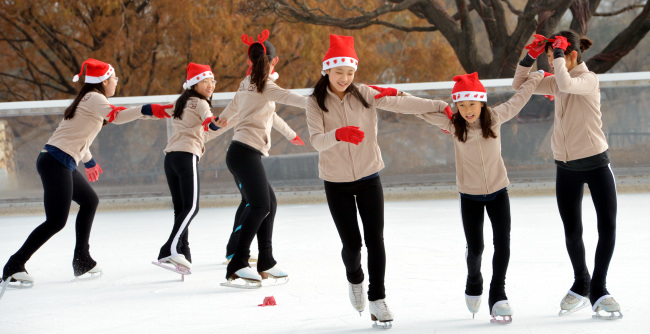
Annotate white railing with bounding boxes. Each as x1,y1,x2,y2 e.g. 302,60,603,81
1,71,649,117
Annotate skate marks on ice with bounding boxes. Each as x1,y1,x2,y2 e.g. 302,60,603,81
151,260,191,282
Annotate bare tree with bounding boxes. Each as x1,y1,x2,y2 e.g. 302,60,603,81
249,0,650,78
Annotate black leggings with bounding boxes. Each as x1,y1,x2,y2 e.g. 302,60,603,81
324,176,386,301
225,142,277,278
225,176,248,260
556,165,617,302
460,190,511,307
158,152,199,263
6,152,99,273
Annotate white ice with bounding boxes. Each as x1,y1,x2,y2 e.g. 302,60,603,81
1,193,648,333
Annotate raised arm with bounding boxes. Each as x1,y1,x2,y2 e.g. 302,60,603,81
552,58,598,95
492,71,544,124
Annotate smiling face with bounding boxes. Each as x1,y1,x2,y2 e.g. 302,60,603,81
195,77,216,98
456,100,484,123
326,66,356,98
103,75,118,97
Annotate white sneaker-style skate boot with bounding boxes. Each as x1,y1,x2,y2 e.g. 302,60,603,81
490,300,513,324
0,271,34,301
73,263,103,281
558,290,590,316
259,265,289,285
465,294,481,318
349,282,366,314
369,299,393,329
165,255,192,270
592,295,623,320
220,267,263,289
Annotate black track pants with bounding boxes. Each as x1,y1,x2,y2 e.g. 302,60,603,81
324,176,386,301
158,152,199,262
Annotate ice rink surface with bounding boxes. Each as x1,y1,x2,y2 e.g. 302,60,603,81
1,193,648,333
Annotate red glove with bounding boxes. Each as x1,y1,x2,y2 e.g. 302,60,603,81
290,135,305,146
538,70,555,101
85,164,103,183
202,116,217,131
368,85,398,99
107,104,127,123
552,36,570,51
524,34,548,59
335,126,365,145
444,105,453,120
151,104,172,119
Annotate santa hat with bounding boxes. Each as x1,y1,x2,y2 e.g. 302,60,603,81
72,58,114,84
451,72,487,103
322,34,358,75
183,62,214,90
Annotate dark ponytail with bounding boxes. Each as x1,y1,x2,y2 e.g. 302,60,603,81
545,30,593,64
311,73,370,112
248,41,276,93
172,87,212,120
64,83,106,120
451,104,496,142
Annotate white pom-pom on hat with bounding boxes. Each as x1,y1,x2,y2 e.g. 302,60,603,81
72,74,80,82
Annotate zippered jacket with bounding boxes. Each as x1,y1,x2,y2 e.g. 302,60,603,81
306,84,449,182
512,58,608,162
417,72,543,195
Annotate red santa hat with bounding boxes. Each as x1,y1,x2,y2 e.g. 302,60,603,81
72,58,114,84
183,62,214,90
322,34,359,75
451,72,487,103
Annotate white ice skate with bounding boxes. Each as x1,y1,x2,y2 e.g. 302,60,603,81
490,300,513,324
259,265,289,286
0,272,34,302
369,299,393,329
465,294,481,319
592,295,623,320
152,255,192,281
349,282,366,315
72,264,103,282
220,267,262,289
558,290,590,317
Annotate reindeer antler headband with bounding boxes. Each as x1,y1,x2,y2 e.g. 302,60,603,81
241,29,270,57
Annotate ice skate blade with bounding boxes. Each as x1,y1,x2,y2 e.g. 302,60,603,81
592,310,623,320
152,261,191,281
261,276,289,286
0,280,9,301
558,300,590,317
71,271,103,282
372,321,392,329
490,315,512,324
4,279,34,290
220,278,262,289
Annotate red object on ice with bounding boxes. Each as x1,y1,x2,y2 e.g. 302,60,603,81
258,296,277,307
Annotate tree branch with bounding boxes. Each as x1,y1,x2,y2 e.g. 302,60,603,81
594,4,645,17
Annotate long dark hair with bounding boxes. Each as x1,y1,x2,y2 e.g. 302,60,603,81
311,74,370,112
451,104,497,143
172,87,212,120
64,83,106,120
249,41,276,93
545,30,593,64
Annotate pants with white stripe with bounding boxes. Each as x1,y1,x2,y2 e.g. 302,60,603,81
158,152,199,263
225,141,277,279
556,165,617,303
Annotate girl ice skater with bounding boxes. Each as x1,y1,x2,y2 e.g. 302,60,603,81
305,34,450,328
153,62,224,277
415,71,543,323
514,31,621,319
213,29,306,288
1,59,171,290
